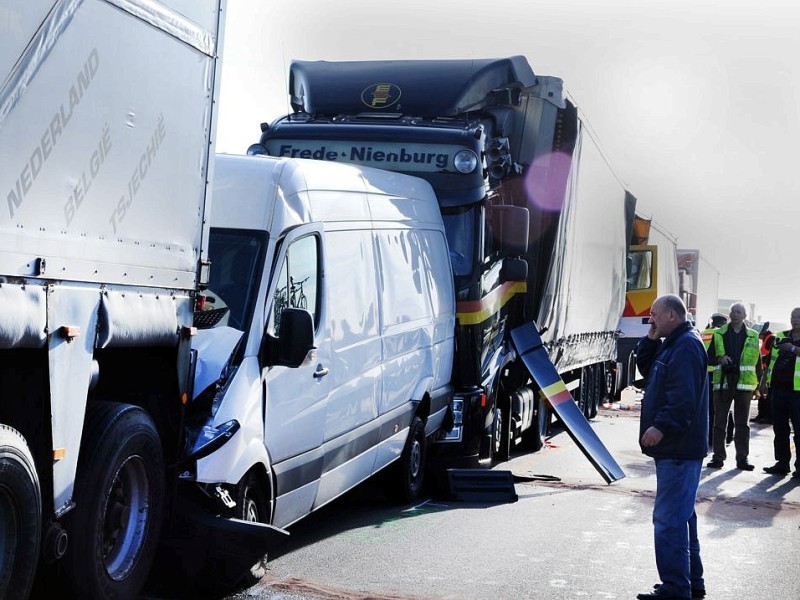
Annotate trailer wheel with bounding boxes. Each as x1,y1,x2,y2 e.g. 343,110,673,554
66,402,164,600
0,425,41,600
236,471,270,586
385,416,426,503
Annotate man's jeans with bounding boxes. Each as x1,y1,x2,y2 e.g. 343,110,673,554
653,458,704,598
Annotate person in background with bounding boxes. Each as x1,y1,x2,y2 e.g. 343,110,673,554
702,313,734,448
636,294,708,600
706,302,761,471
762,308,800,477
751,322,775,424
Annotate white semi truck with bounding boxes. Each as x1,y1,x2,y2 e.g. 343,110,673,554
0,1,228,598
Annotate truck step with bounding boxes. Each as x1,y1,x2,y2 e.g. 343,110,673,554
446,469,518,503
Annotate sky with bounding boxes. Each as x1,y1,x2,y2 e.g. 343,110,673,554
216,0,800,325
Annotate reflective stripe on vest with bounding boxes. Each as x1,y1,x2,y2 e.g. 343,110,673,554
766,330,800,391
702,327,716,373
712,325,760,391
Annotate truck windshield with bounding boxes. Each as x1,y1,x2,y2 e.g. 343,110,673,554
195,228,266,331
442,205,478,277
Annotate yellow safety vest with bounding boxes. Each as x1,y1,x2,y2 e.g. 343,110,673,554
766,330,800,391
712,324,760,391
701,327,716,373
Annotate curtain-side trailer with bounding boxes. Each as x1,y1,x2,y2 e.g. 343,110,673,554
0,2,262,598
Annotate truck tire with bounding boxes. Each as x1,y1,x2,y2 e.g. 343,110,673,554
384,416,426,503
236,471,270,586
0,425,41,600
521,395,549,452
492,403,512,463
66,402,164,600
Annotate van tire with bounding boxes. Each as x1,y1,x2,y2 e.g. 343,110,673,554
0,425,41,600
236,471,270,586
385,416,426,503
66,402,164,600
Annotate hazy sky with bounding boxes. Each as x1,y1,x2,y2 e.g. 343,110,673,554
217,0,800,324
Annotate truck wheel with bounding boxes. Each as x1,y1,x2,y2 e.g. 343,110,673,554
492,404,512,463
66,402,164,600
236,472,270,586
521,396,549,452
0,425,41,600
385,416,426,503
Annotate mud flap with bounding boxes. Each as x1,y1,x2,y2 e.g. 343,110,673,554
151,491,289,592
510,323,626,484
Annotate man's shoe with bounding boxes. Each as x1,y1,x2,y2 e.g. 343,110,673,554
637,589,691,599
763,464,790,475
706,459,723,469
737,460,755,471
653,583,706,598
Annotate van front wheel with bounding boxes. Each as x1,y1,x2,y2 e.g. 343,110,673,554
385,416,426,503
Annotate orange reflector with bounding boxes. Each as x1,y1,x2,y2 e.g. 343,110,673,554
480,393,487,407
181,392,188,405
53,448,66,461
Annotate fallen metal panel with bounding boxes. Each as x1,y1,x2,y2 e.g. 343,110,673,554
510,322,626,484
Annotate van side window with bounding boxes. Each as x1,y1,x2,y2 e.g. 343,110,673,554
270,234,319,335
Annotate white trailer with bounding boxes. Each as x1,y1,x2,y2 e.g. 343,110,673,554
0,1,227,598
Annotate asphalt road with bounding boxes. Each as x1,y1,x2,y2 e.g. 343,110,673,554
157,391,800,600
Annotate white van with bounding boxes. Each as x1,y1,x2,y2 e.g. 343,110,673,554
185,154,455,538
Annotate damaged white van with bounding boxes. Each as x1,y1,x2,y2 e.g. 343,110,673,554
183,154,454,541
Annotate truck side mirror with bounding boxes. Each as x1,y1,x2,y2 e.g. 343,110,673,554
494,205,529,256
500,257,528,283
261,308,316,368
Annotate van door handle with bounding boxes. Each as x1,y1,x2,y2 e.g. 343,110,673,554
313,366,329,378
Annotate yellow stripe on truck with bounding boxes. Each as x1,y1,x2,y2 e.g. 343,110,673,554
456,281,527,326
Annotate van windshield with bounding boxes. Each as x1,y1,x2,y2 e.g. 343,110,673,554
195,228,266,331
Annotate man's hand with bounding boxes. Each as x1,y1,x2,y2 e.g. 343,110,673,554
640,426,664,447
647,322,659,340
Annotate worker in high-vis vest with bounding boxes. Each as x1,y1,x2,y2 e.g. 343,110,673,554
752,322,776,423
702,313,732,448
762,307,800,477
706,302,761,471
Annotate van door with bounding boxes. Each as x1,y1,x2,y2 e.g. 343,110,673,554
263,226,331,527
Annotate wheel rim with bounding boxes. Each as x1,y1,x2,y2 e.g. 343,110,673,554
409,437,422,482
101,455,150,581
493,409,503,454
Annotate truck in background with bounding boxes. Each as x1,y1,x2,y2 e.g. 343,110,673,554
248,56,630,465
0,2,247,598
678,249,720,328
615,215,680,396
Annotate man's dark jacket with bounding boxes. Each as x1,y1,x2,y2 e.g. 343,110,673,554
636,321,709,459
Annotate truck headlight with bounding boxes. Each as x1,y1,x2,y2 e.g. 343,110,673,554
454,150,478,174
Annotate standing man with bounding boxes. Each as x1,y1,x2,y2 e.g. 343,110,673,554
636,294,708,600
701,313,733,448
707,302,761,470
762,308,800,477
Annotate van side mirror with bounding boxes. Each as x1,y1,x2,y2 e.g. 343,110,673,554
493,205,529,256
261,308,316,368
